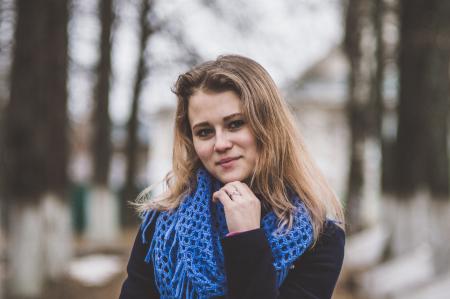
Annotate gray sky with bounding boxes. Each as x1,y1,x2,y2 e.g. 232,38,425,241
68,0,343,124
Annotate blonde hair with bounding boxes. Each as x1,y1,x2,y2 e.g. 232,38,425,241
136,54,344,242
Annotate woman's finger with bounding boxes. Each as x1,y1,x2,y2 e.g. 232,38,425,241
216,182,261,233
212,189,234,207
228,182,254,201
221,184,244,201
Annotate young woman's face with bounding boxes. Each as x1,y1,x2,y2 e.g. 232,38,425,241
188,90,258,184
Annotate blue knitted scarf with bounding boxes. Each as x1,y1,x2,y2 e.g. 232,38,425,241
141,168,313,299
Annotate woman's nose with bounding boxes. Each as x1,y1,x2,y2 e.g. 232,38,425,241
214,132,232,152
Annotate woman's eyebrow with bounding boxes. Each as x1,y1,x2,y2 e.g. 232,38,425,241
192,113,243,130
192,121,209,130
223,113,242,121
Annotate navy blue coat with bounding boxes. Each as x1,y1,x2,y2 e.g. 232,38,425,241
119,219,345,299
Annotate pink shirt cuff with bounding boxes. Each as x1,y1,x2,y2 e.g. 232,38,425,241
226,231,243,237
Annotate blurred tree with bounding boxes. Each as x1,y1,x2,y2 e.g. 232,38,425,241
2,0,70,297
122,0,155,227
41,0,72,283
92,0,113,187
371,0,385,141
396,0,449,198
0,0,7,297
343,0,381,233
379,0,398,196
86,0,120,242
388,0,450,272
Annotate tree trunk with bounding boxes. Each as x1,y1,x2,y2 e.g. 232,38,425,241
4,0,48,296
87,0,119,243
3,0,71,296
3,0,71,297
122,0,153,227
92,0,114,187
42,0,71,281
396,0,450,197
343,0,380,233
385,0,450,273
0,202,3,299
379,0,398,194
371,0,385,140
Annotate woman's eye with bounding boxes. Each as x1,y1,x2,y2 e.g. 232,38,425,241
196,128,213,137
229,120,244,129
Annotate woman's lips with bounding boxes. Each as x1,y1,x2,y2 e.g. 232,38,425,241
217,157,240,169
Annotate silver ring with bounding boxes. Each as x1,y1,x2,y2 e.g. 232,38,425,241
230,190,241,196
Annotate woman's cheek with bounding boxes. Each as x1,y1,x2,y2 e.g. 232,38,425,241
194,142,212,162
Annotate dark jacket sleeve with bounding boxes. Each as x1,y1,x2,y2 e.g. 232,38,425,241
279,221,345,299
119,224,160,299
221,221,345,299
221,229,278,299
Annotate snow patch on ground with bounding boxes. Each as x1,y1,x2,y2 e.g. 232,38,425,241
67,254,123,287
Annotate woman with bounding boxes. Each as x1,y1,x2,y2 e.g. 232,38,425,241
119,55,345,299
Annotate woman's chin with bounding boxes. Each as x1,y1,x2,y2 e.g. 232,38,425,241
214,170,250,184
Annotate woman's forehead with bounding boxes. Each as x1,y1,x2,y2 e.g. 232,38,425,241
188,90,243,123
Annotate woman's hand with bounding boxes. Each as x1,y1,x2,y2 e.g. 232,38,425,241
212,181,261,233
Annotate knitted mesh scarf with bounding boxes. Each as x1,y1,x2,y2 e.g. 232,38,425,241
141,168,313,299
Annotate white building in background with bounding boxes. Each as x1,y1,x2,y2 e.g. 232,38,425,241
285,47,350,200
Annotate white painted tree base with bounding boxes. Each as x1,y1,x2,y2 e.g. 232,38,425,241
42,193,73,280
394,272,450,299
382,192,450,269
8,203,45,297
7,194,73,297
382,192,432,257
358,191,450,299
359,244,434,299
360,137,381,227
0,202,3,299
85,186,120,244
344,224,388,271
428,200,450,274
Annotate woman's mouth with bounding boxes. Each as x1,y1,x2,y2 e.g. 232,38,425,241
217,157,241,168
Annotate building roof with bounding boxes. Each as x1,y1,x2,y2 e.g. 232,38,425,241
285,46,348,108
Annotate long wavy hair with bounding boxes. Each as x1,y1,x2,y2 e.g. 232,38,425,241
136,54,344,241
